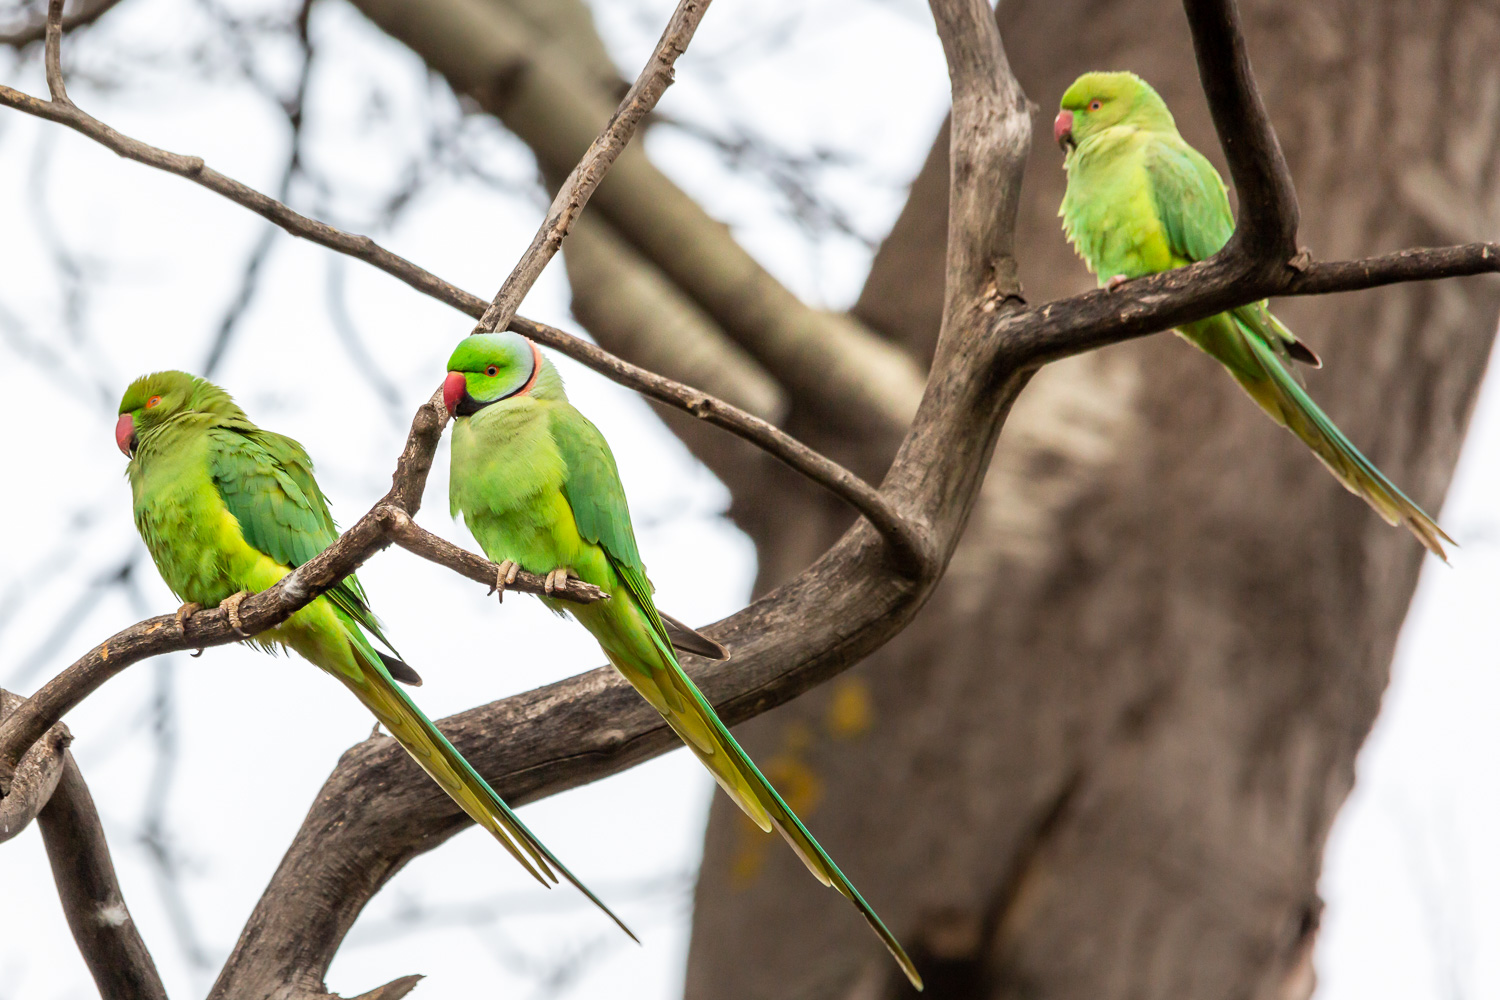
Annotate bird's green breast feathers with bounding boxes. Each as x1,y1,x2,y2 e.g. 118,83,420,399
127,417,387,672
1061,126,1232,280
450,396,665,638
450,398,617,589
128,421,274,607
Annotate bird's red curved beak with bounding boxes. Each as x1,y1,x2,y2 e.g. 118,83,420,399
1054,109,1074,151
115,412,137,457
443,371,467,416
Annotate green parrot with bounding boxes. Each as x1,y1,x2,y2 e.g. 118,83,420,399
443,332,923,990
114,371,629,937
1055,71,1451,557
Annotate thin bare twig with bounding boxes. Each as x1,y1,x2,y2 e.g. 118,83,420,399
38,751,169,1000
476,0,712,333
0,394,604,794
43,0,70,103
0,0,125,48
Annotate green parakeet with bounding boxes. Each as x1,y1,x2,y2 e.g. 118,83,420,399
443,333,922,990
115,371,629,936
1055,71,1451,557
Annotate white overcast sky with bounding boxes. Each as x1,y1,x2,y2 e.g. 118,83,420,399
0,0,1496,998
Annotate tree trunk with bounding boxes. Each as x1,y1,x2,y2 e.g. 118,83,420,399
684,1,1500,998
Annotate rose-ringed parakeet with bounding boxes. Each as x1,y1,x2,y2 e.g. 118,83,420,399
443,333,923,990
1055,71,1451,557
115,371,629,936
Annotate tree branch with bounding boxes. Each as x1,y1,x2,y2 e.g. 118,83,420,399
10,0,1500,995
0,689,70,844
995,242,1500,370
0,77,924,568
43,0,69,103
38,751,169,1000
476,0,711,334
346,0,927,432
0,0,124,48
211,5,1035,998
562,212,786,424
0,394,604,795
1183,0,1299,262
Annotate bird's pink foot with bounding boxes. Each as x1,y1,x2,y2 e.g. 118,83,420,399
543,567,573,595
1104,274,1129,291
490,560,520,603
219,591,253,637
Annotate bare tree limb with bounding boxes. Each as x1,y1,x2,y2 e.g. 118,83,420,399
38,750,168,1000
477,0,711,334
996,242,1500,370
0,0,125,48
1183,0,1299,262
0,689,70,844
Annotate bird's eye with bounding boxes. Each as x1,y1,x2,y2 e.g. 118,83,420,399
146,395,162,409
1088,99,1103,111
485,365,500,377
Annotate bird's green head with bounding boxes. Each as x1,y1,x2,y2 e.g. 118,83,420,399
1055,71,1173,152
443,332,565,417
115,371,242,458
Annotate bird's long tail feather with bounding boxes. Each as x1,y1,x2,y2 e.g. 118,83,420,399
1233,320,1452,559
342,643,636,941
617,641,923,990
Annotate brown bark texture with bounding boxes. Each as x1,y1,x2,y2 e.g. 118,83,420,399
683,2,1500,999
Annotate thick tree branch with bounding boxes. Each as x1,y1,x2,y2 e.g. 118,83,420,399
38,751,168,1000
1183,0,1299,262
211,6,1034,998
927,0,1029,308
477,0,710,333
0,689,70,844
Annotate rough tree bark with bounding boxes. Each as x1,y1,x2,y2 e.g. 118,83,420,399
683,2,1500,999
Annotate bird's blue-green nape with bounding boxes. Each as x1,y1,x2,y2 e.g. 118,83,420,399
446,332,566,411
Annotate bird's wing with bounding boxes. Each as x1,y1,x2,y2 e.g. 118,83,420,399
1144,138,1236,264
547,406,668,633
1146,139,1322,368
207,427,408,664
